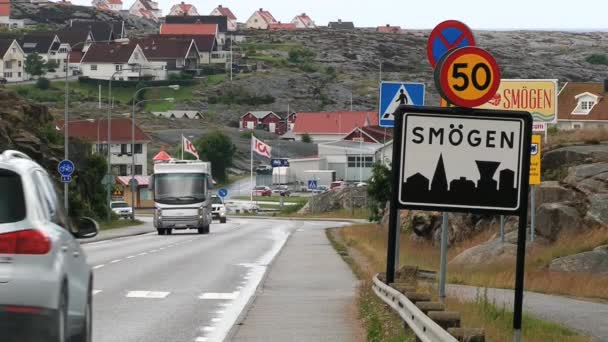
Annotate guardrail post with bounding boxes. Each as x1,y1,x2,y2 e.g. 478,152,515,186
448,328,486,342
428,311,461,330
416,301,445,315
403,292,432,304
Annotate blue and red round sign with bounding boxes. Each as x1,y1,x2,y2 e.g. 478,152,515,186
427,20,476,68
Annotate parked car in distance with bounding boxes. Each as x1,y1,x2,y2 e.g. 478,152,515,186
110,201,133,219
272,185,291,197
356,182,368,187
211,195,227,223
255,165,272,174
0,150,99,342
252,185,272,197
330,181,347,192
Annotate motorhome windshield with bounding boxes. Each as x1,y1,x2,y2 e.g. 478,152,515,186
154,173,208,205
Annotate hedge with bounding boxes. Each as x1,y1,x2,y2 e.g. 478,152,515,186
78,77,198,88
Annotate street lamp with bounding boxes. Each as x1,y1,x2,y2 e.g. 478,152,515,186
129,86,179,220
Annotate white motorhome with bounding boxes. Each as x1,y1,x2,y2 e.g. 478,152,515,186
150,160,213,235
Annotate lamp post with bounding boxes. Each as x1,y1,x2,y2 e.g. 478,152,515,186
129,86,179,220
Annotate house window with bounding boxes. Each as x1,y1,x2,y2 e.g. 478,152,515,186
119,165,127,176
17,72,21,77
347,156,373,167
121,144,129,155
11,48,15,53
581,101,595,111
17,61,21,67
3,72,12,78
4,61,11,69
90,65,98,71
115,65,123,71
347,156,357,167
135,165,143,175
573,123,583,129
134,144,143,154
352,137,364,143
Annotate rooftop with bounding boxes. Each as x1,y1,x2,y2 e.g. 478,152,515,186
292,111,378,134
160,23,218,35
57,118,151,143
81,42,139,64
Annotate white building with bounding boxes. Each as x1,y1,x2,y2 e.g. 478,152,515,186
129,0,161,21
245,8,277,30
80,42,167,80
168,2,198,16
318,140,382,182
210,5,237,31
60,118,152,176
0,2,25,30
0,39,27,82
92,0,122,12
19,33,71,79
291,13,316,29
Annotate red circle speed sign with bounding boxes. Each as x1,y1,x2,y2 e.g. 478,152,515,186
438,46,501,108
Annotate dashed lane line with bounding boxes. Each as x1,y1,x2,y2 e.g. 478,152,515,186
110,259,122,264
194,338,207,342
92,290,102,295
92,264,105,270
126,291,170,299
199,292,240,300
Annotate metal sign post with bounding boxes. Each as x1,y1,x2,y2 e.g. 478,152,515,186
438,212,449,301
389,105,532,341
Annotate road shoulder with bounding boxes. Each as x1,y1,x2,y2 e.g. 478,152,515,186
229,225,365,341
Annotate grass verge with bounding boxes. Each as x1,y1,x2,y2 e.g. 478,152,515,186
99,219,143,231
330,224,591,341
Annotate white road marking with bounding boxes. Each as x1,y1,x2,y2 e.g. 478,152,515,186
199,292,240,300
236,286,243,290
126,291,170,299
195,338,207,342
159,247,166,250
218,303,232,308
211,318,221,323
126,255,135,259
215,311,225,315
92,290,102,295
149,250,158,253
296,229,304,232
92,265,105,269
138,252,148,256
201,327,215,332
110,259,122,264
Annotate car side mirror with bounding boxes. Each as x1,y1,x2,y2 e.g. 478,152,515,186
73,217,99,239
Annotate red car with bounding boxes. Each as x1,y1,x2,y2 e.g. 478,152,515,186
252,186,272,197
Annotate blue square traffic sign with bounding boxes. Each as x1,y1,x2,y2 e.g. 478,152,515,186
379,82,425,128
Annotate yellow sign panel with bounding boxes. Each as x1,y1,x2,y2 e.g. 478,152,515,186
529,134,542,185
476,79,558,123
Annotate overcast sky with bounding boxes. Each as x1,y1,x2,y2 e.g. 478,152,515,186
68,0,608,30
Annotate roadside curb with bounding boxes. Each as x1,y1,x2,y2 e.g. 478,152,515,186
227,215,368,224
81,226,152,245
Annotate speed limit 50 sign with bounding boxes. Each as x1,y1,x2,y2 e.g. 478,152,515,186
437,46,501,108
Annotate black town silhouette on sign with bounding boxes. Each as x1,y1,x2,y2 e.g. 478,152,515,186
403,153,518,208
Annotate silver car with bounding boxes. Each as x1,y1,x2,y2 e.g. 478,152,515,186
0,150,98,342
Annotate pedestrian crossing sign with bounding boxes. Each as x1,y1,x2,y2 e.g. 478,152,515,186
379,82,425,128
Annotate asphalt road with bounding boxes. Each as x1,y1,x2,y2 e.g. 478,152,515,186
83,217,338,342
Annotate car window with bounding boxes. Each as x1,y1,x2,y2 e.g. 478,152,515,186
112,202,129,208
34,170,69,230
0,169,26,223
211,196,223,204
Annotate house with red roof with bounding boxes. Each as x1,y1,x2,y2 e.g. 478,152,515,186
129,0,162,21
80,42,167,80
245,8,277,30
377,24,403,34
0,2,24,30
210,5,237,31
268,22,296,31
92,0,122,12
557,81,608,130
291,111,378,142
168,2,198,16
291,13,316,29
342,125,393,144
240,111,284,134
57,118,152,177
160,23,218,36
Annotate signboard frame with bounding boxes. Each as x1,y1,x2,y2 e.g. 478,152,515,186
391,105,532,216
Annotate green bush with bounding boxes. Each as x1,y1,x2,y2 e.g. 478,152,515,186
200,65,225,76
36,77,51,90
301,133,312,143
547,125,559,135
40,124,63,145
288,47,315,64
367,163,392,222
16,87,30,96
586,54,608,66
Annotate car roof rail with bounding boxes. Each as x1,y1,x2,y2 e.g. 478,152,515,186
2,150,32,161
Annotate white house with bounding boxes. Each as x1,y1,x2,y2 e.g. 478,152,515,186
245,8,277,29
129,0,161,21
59,118,152,176
291,13,316,29
80,42,167,80
152,110,202,119
19,32,70,79
557,82,608,130
0,39,26,82
92,0,122,12
169,2,198,16
210,5,237,31
0,3,24,30
291,111,379,143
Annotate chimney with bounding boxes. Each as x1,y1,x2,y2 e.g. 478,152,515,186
259,8,263,11
604,79,608,93
338,19,342,23
218,5,222,8
386,24,390,27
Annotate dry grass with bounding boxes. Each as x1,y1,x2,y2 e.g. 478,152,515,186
546,128,608,150
339,224,608,300
334,225,590,341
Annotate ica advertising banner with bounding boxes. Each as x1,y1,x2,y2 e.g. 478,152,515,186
477,79,558,123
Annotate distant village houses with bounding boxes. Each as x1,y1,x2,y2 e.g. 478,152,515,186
129,0,162,21
328,19,355,30
92,0,122,12
291,13,316,29
168,2,198,16
557,82,608,130
245,8,277,30
210,5,237,31
377,24,402,34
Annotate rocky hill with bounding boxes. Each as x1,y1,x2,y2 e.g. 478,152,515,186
11,1,157,33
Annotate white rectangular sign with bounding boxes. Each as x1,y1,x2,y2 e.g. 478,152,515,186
398,111,529,213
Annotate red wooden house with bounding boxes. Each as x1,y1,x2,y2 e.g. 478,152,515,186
240,111,283,134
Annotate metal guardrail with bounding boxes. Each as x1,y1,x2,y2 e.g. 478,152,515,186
372,274,458,342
